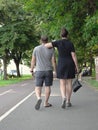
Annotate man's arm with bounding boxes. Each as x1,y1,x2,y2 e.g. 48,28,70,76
30,55,36,73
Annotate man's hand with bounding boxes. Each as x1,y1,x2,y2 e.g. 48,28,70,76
30,70,33,76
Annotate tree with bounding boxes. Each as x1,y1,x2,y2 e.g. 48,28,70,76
25,0,98,74
0,0,37,79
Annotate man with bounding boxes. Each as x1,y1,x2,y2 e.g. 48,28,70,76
30,36,56,110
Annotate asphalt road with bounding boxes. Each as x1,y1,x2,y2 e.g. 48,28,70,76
0,78,98,130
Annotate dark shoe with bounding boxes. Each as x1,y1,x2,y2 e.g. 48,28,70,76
35,99,42,110
44,103,52,107
66,102,72,107
61,99,66,109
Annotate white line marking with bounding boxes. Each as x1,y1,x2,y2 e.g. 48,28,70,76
0,91,35,122
0,89,13,96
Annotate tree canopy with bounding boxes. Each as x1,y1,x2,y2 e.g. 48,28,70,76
0,0,37,79
24,0,98,68
0,0,98,79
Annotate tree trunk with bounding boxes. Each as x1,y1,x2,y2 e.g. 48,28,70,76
89,51,93,76
16,61,21,77
12,52,22,77
3,57,8,80
14,58,21,77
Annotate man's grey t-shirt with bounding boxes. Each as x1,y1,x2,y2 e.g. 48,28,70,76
33,44,54,71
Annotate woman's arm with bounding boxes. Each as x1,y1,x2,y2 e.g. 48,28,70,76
71,52,79,73
51,55,57,78
51,56,57,72
45,42,53,48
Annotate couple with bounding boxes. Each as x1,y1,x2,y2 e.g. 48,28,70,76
30,28,78,110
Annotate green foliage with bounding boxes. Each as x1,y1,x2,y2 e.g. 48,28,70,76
83,12,98,46
0,0,37,78
0,0,98,78
23,0,73,39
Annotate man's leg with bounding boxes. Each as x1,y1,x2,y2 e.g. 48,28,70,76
44,86,52,107
35,87,42,100
34,71,44,110
44,71,53,107
35,87,42,110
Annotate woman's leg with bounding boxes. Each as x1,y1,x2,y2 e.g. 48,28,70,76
60,79,67,108
66,79,72,104
60,79,66,99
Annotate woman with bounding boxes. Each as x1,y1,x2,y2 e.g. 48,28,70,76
45,28,78,109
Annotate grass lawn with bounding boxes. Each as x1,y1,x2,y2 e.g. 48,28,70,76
83,75,98,89
87,79,98,88
83,70,98,89
0,75,32,87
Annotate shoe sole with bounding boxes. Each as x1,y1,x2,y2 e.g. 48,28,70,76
35,99,42,110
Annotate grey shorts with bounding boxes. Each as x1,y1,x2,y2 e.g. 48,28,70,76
35,70,53,87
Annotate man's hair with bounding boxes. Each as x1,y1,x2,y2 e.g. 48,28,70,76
60,28,68,37
41,36,48,43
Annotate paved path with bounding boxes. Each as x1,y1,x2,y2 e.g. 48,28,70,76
0,79,98,130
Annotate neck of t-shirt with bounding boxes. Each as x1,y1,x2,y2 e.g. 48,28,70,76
62,37,67,40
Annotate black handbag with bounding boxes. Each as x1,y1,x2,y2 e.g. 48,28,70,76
72,74,82,92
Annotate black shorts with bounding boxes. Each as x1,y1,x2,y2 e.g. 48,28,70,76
35,71,53,87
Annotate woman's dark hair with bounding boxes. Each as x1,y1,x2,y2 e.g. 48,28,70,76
41,35,48,43
60,28,68,37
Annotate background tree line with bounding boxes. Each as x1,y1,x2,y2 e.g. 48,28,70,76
0,0,98,79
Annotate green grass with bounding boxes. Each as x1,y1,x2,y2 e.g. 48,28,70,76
0,74,98,89
87,79,98,88
83,69,98,89
0,75,32,87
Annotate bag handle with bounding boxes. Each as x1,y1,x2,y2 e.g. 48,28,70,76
76,73,79,79
76,70,81,79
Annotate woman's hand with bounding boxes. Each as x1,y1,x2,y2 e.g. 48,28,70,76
53,71,57,78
